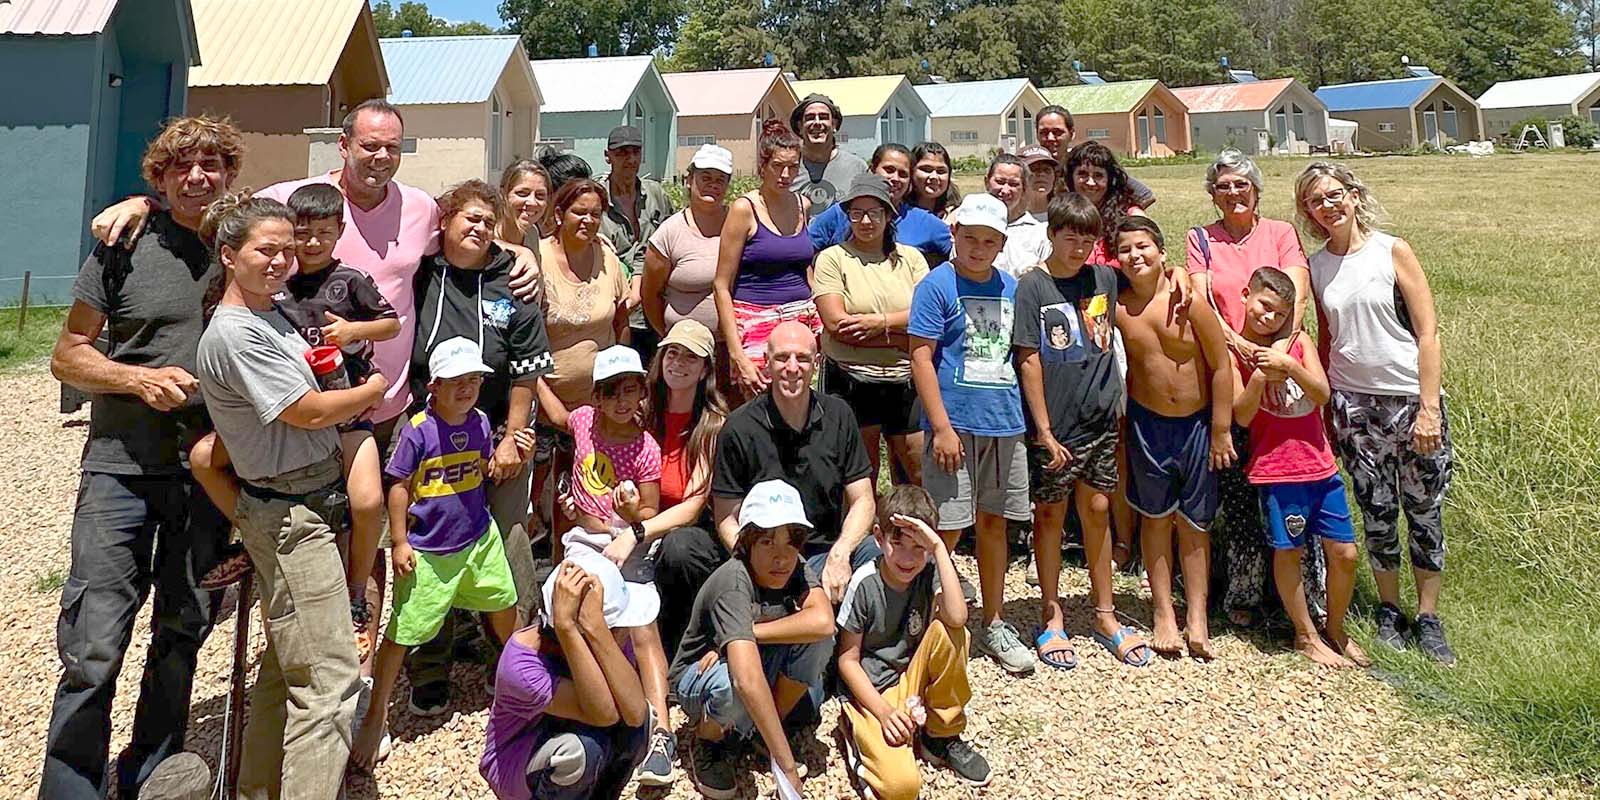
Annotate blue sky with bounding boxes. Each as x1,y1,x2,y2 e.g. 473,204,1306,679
410,0,504,26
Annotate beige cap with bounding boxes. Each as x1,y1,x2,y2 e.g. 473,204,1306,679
659,319,714,358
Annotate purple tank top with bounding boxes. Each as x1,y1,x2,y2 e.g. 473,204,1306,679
734,198,815,305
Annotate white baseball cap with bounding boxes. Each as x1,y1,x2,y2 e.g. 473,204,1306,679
951,193,1010,236
592,345,645,383
428,337,493,380
738,479,814,531
541,546,660,629
689,144,735,176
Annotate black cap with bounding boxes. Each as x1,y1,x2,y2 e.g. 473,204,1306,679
840,174,893,209
789,94,842,136
606,125,643,151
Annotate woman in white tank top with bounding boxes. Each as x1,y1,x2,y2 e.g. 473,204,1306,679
1294,162,1457,666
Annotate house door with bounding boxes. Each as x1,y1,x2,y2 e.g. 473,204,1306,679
1422,110,1439,147
1137,113,1151,154
489,94,504,175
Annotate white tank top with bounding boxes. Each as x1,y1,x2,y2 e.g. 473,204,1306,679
1309,231,1421,396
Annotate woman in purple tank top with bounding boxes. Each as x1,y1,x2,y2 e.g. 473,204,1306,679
713,120,821,400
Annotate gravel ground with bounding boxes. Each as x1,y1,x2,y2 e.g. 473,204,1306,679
0,366,1584,799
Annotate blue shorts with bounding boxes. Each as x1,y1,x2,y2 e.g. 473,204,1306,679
1260,474,1357,549
1125,398,1218,530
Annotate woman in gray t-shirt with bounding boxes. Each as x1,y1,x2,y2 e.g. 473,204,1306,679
195,194,389,797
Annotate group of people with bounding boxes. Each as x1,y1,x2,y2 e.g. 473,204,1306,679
41,92,1455,800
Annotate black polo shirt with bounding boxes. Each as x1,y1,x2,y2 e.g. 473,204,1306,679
712,389,872,555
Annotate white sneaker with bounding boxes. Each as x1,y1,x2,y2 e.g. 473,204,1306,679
975,621,1037,675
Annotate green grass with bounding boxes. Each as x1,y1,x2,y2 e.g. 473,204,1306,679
963,152,1600,785
31,568,66,595
0,306,67,371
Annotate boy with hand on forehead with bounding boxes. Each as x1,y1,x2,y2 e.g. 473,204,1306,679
1233,267,1365,668
352,338,531,769
668,480,835,800
1113,216,1235,661
837,485,990,799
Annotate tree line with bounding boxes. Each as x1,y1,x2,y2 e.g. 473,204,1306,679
373,0,1590,96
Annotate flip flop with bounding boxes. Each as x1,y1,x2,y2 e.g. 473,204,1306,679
1092,626,1152,667
1035,628,1078,670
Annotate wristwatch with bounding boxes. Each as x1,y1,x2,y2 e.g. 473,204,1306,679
630,520,645,540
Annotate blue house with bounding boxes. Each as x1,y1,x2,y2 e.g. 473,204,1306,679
0,0,200,304
529,55,678,181
1314,67,1484,152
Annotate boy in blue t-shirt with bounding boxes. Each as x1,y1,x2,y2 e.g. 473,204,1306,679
907,192,1036,676
352,337,533,770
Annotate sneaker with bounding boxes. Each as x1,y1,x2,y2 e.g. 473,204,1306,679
690,736,737,800
407,681,450,718
1025,554,1039,587
835,711,869,797
749,727,811,777
919,732,992,787
1375,603,1408,651
975,620,1037,675
350,595,375,662
1415,613,1457,666
351,676,374,741
635,727,678,787
140,752,212,800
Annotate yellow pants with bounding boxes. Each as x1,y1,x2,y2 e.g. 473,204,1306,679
841,619,970,800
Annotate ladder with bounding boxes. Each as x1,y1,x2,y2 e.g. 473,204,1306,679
1513,124,1548,152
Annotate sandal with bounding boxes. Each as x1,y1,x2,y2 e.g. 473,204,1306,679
1092,626,1152,667
1035,628,1078,670
201,543,253,589
1111,541,1133,572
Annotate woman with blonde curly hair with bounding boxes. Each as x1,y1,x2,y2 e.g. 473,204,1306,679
1295,161,1456,665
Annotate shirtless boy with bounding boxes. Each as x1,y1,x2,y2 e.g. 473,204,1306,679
1112,217,1235,660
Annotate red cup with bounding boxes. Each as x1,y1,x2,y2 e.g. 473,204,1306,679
305,345,351,390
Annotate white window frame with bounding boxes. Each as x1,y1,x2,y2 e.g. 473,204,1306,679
1441,100,1459,140
1022,109,1034,144
1291,103,1306,139
951,130,980,142
1086,128,1111,140
488,93,505,172
1152,106,1166,144
678,134,716,147
1377,122,1396,133
401,137,419,154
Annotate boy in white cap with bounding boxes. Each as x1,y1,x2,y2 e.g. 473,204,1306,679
352,337,532,768
908,193,1037,676
481,549,657,800
668,479,834,799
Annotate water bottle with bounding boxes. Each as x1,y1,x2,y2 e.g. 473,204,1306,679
305,345,352,391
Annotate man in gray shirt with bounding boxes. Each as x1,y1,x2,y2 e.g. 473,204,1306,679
789,94,868,219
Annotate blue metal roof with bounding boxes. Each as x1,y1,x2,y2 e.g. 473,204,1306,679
1315,76,1439,112
915,78,1034,118
380,35,524,105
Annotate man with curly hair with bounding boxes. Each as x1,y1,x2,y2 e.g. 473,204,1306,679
42,115,242,799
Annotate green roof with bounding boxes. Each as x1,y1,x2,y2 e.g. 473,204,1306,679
1041,79,1157,114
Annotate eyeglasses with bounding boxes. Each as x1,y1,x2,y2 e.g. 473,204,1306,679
1307,187,1349,207
1213,180,1254,194
847,208,887,223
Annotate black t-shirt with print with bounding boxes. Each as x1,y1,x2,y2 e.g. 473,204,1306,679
70,210,218,475
1012,264,1123,448
277,260,397,384
712,390,873,555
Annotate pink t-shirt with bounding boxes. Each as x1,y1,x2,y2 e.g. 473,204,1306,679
1241,336,1338,485
259,172,441,422
1085,204,1144,268
566,405,662,522
1185,217,1308,333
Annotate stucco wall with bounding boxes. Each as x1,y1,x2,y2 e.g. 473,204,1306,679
1342,109,1414,151
674,113,757,175
1072,111,1136,157
1188,109,1271,153
1413,85,1482,146
930,115,1004,159
190,85,325,187
1483,104,1573,136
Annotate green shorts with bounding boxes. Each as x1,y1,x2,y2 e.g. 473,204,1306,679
387,521,518,647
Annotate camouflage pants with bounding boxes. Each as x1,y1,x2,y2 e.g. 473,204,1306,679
1329,391,1453,573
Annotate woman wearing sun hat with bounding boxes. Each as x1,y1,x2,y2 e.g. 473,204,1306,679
481,548,660,800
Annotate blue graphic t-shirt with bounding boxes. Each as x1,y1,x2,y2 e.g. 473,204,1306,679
907,262,1025,437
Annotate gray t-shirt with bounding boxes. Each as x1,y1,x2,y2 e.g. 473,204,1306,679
197,304,338,482
70,211,219,475
839,561,937,692
792,149,868,219
667,558,821,685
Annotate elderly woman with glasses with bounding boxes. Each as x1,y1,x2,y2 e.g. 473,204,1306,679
1185,149,1324,630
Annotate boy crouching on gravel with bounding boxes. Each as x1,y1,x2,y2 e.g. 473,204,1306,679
1232,267,1365,668
668,480,834,799
837,485,990,799
352,338,531,769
